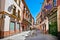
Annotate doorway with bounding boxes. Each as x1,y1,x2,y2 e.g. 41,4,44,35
22,26,24,31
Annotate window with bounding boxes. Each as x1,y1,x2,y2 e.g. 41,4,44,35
13,6,16,16
47,0,50,3
10,22,15,31
26,10,28,13
16,23,20,30
14,0,17,3
53,0,57,6
18,10,20,18
25,7,26,11
19,0,20,6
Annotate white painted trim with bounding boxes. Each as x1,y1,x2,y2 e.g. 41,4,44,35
4,15,10,31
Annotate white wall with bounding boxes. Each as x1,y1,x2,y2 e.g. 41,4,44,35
4,0,21,14
4,0,14,14
4,15,10,31
20,1,24,10
0,0,5,12
45,19,49,31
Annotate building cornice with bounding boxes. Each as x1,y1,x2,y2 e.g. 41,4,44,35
0,11,21,20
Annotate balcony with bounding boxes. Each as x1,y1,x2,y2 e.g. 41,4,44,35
46,7,57,18
13,0,21,11
24,16,32,24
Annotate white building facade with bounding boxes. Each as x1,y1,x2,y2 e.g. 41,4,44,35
0,0,24,38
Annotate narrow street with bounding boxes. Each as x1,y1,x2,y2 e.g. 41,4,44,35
0,0,60,40
1,30,58,40
25,30,58,40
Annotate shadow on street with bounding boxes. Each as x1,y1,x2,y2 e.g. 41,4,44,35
25,30,58,40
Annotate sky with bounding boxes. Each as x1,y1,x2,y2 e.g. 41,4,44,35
25,0,44,21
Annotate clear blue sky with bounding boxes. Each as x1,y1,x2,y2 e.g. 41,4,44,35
25,0,44,21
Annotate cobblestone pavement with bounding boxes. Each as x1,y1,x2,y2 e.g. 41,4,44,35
0,31,30,40
0,30,58,40
25,30,58,40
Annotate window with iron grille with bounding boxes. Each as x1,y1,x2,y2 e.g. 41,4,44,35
16,23,20,30
18,10,20,18
13,6,16,16
10,22,15,31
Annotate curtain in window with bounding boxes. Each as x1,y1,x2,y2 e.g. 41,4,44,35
16,23,20,30
10,22,14,31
